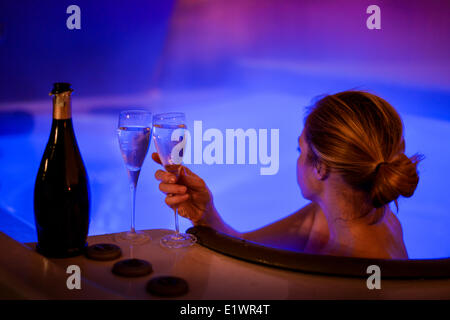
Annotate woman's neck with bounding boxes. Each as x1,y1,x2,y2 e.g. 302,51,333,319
315,183,381,250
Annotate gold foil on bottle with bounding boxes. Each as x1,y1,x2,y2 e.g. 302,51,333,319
51,90,73,120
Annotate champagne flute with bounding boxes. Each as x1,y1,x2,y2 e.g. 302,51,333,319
152,112,197,248
116,110,152,245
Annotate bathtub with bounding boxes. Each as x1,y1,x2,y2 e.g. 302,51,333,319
1,82,449,260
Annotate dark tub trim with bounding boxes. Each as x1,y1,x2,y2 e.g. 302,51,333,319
187,226,450,279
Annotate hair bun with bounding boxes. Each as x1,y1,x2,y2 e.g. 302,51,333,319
374,161,389,174
371,153,423,208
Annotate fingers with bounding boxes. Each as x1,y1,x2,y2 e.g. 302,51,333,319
152,152,162,165
154,169,177,183
178,166,206,190
165,193,189,207
154,161,208,198
154,166,206,192
159,183,187,195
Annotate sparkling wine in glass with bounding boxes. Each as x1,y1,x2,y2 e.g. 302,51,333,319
116,110,152,245
153,112,197,248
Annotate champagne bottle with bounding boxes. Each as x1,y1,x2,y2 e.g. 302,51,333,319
34,83,90,258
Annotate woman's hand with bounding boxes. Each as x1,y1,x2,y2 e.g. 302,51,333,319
152,153,215,225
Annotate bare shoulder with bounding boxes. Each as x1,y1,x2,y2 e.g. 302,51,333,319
303,204,330,253
311,206,408,259
285,202,318,233
241,202,318,251
284,202,318,228
377,206,409,259
295,201,319,216
384,206,404,237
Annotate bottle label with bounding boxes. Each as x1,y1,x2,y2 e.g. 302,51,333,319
53,92,72,119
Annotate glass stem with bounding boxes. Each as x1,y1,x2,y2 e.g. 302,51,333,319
131,185,136,234
173,207,180,235
128,169,140,234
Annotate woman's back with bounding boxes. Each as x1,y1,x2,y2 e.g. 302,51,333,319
304,204,408,259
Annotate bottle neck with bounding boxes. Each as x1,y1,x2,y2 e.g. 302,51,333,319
52,92,72,120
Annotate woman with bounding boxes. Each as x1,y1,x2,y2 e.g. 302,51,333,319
153,90,423,259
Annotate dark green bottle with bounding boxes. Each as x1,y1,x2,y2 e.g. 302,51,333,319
34,83,90,258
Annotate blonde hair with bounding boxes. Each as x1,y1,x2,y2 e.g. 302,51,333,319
304,90,423,221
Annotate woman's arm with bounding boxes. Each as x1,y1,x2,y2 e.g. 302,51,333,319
153,153,316,252
239,202,317,251
190,200,317,252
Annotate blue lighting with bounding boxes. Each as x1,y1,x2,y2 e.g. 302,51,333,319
0,0,449,259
